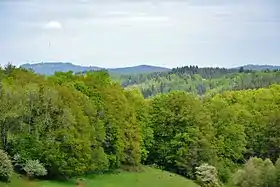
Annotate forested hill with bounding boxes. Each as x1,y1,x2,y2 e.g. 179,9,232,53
20,62,280,75
115,65,280,97
20,62,170,75
241,64,280,71
20,63,280,98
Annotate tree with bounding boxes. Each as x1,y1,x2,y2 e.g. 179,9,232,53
147,91,215,179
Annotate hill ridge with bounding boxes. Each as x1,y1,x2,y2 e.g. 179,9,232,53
20,62,170,75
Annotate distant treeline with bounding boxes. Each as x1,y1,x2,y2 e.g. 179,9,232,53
112,65,280,97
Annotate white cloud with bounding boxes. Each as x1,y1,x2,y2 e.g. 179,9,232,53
43,21,62,29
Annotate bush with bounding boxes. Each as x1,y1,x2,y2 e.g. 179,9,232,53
12,154,25,169
233,157,276,187
0,149,13,182
262,158,276,187
273,157,280,186
12,154,23,165
23,160,47,178
11,154,23,174
195,163,221,187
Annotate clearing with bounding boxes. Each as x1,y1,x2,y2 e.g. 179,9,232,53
0,167,199,187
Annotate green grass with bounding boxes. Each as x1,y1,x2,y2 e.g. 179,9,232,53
0,167,199,187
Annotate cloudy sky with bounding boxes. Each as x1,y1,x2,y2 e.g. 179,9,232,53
0,0,279,68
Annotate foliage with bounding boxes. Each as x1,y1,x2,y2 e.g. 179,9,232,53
147,91,215,179
124,89,154,162
1,64,280,185
233,157,276,187
273,157,280,186
195,163,221,187
23,160,47,178
0,149,13,182
116,66,280,98
0,67,144,179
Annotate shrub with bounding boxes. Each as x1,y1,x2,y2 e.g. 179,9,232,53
233,157,276,187
262,158,276,187
23,160,47,178
12,153,25,167
0,149,13,182
273,157,280,186
12,154,23,165
195,163,221,187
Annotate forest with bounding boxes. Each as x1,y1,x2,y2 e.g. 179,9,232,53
0,64,280,187
113,66,280,98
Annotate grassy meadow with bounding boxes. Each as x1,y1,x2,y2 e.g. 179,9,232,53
0,167,199,187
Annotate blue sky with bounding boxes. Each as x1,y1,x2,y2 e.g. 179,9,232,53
0,0,279,68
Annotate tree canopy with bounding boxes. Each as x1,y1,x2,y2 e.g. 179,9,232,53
0,65,280,186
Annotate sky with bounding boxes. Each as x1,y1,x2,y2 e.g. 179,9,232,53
0,0,279,68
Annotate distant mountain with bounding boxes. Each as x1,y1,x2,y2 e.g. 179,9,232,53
108,65,170,74
20,62,170,75
20,62,280,76
21,62,101,75
240,64,280,71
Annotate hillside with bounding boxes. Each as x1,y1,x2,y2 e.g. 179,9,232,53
1,167,199,187
108,65,170,74
117,65,280,97
20,62,101,75
19,63,280,98
240,64,280,71
20,62,170,75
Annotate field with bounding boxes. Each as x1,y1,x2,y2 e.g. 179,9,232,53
0,167,199,187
